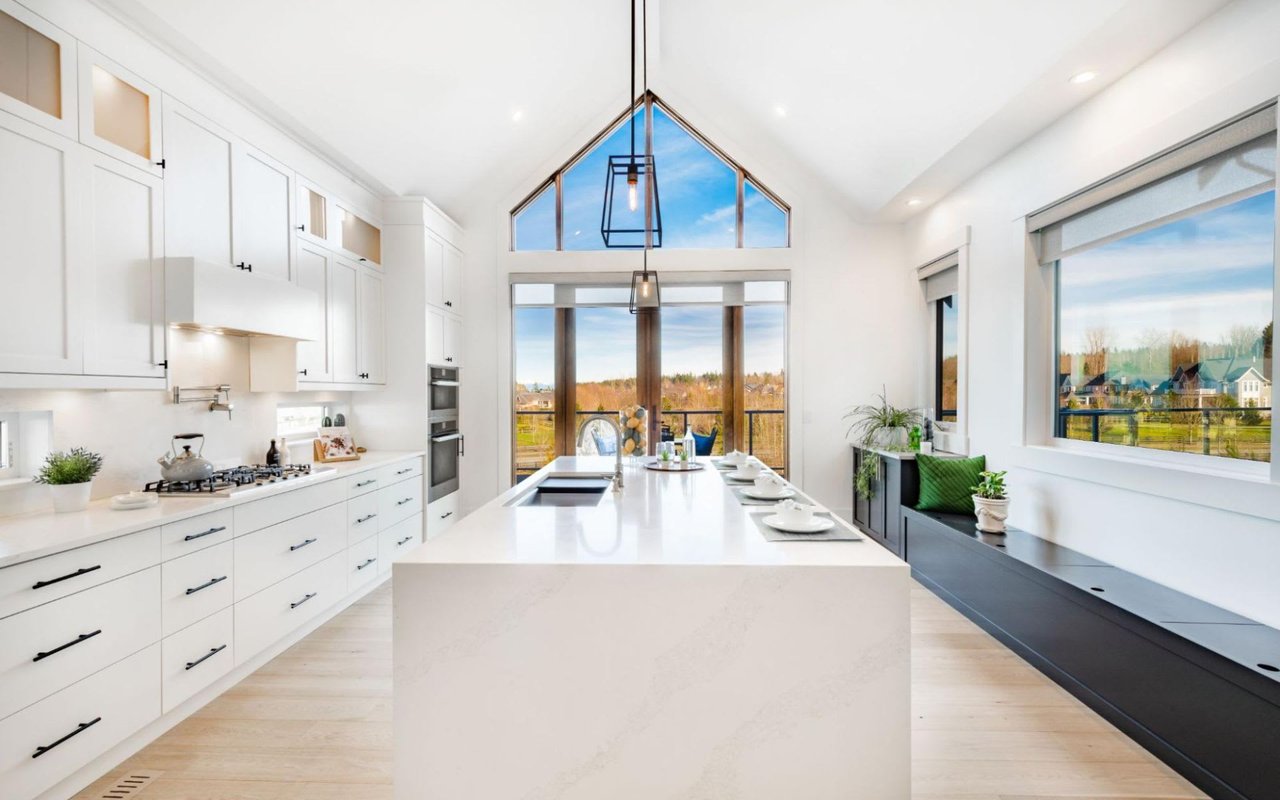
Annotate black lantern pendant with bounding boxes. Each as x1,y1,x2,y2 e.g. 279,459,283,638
604,0,661,252
630,251,659,313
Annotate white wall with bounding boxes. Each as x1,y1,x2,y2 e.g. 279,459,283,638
903,0,1280,627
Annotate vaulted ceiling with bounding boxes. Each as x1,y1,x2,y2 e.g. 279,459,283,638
99,0,1229,224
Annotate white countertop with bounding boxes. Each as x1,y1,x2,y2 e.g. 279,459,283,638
850,443,965,460
0,451,424,569
399,456,906,569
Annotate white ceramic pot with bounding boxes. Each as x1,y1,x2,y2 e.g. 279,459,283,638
50,481,92,513
972,495,1010,534
870,426,909,449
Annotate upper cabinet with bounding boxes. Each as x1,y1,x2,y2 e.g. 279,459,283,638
0,0,76,139
162,99,234,266
424,234,463,313
358,265,386,383
77,44,163,177
297,176,329,246
233,144,294,281
335,197,381,267
295,242,333,383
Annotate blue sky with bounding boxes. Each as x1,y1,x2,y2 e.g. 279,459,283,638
1058,190,1275,355
514,104,787,250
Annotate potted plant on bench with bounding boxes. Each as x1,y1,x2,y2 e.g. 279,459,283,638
970,470,1009,534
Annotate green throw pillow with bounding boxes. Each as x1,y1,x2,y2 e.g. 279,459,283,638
915,454,986,514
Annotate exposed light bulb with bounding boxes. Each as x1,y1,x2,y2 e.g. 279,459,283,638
639,277,652,298
628,182,639,212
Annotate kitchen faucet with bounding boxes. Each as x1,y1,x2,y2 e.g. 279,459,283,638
576,414,624,490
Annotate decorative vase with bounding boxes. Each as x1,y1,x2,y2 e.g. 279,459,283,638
50,481,93,513
871,426,909,450
972,495,1010,534
619,406,648,462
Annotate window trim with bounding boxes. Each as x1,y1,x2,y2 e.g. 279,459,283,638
916,235,969,455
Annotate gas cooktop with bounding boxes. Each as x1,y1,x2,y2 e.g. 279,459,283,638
144,463,332,497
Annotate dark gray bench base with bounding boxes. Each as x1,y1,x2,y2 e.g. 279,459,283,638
902,508,1280,800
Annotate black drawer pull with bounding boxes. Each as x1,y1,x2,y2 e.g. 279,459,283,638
396,468,412,475
33,629,102,662
32,565,101,590
356,513,377,524
396,536,414,546
185,575,228,595
33,717,101,758
396,497,413,506
356,557,376,571
291,592,317,609
290,538,318,552
185,644,227,671
439,511,453,519
355,479,377,488
184,525,227,542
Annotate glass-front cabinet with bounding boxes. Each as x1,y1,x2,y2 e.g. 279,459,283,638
77,43,163,176
0,0,76,138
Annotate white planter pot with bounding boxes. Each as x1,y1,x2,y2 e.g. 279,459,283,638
869,427,909,450
972,495,1010,534
50,481,92,513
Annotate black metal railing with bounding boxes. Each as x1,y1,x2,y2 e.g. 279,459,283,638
1057,406,1271,457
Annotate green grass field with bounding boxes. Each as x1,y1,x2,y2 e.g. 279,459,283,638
1063,416,1271,461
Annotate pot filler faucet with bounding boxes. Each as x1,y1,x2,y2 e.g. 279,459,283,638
576,414,624,491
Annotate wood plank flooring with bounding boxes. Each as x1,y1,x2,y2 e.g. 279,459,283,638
76,581,1207,800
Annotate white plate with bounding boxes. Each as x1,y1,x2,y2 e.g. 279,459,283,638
726,470,766,481
110,495,158,511
741,487,796,500
762,514,835,534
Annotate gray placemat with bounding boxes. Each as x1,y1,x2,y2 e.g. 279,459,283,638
748,511,863,542
731,485,816,507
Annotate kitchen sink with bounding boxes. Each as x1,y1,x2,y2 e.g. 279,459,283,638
509,475,613,507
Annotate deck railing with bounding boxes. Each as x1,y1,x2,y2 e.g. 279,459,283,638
1057,406,1271,458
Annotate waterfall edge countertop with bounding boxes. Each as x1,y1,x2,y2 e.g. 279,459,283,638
398,455,907,568
0,451,424,569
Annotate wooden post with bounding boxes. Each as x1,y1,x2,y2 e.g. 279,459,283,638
636,306,661,455
554,308,576,456
724,306,745,452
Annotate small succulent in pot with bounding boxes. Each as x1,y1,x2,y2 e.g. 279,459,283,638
34,448,104,513
970,470,1009,534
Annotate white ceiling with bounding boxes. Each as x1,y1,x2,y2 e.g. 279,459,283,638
100,0,1228,224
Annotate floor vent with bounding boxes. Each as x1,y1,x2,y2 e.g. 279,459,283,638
100,772,160,799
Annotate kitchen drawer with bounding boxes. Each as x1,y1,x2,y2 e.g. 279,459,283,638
234,503,345,602
0,568,160,721
0,644,159,800
347,491,381,544
161,541,233,637
347,535,380,593
377,476,423,529
234,551,345,665
378,513,423,574
159,508,234,561
378,457,423,485
426,493,459,539
234,481,343,535
345,470,382,498
161,607,232,713
0,529,160,620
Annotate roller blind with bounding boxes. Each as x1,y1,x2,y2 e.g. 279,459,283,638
1031,104,1277,264
918,251,959,303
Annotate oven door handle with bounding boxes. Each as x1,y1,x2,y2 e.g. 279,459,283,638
430,380,460,387
430,433,462,443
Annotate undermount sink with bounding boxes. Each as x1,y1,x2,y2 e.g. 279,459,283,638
510,475,613,507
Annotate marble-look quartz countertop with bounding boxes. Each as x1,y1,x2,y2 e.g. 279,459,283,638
401,455,905,569
850,443,966,460
0,450,424,568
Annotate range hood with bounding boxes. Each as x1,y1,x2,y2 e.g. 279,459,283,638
165,258,319,340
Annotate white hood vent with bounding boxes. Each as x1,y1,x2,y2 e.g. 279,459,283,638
165,258,319,341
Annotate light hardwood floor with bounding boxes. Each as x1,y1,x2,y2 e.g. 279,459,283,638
77,580,1206,800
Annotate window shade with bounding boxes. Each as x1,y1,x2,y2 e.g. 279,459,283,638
1030,103,1277,264
918,251,959,303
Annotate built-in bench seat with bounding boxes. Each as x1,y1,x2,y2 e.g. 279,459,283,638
902,508,1280,800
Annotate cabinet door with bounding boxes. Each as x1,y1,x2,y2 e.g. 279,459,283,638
296,175,330,247
358,265,385,384
426,307,446,367
0,115,82,374
233,144,294,282
161,98,234,266
0,0,77,139
336,199,381,267
76,44,162,177
444,315,463,367
442,245,463,315
295,242,331,383
424,234,445,309
868,456,888,540
852,449,869,530
81,152,165,378
330,257,360,383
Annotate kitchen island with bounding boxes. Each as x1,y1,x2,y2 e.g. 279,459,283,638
393,456,910,799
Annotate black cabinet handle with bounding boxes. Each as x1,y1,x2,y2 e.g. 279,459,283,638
396,468,412,475
444,300,453,307
355,513,377,524
185,575,228,595
359,257,368,262
440,511,453,519
356,557,376,571
184,525,226,542
355,479,377,488
32,565,101,590
33,629,102,662
396,497,413,506
445,357,453,363
184,644,227,671
358,372,370,379
236,262,246,269
396,536,413,546
33,717,101,758
290,592,317,609
299,368,308,376
289,538,317,552
296,225,305,231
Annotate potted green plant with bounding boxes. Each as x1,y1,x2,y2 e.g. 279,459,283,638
34,448,104,513
970,470,1009,534
844,389,922,451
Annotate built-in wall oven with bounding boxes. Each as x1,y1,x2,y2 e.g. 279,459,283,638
429,366,459,421
428,366,462,502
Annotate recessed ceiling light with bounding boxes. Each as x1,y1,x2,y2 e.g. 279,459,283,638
773,105,787,117
1069,70,1097,85
511,109,524,122
905,198,923,207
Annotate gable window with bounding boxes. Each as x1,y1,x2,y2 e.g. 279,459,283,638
1030,104,1276,465
511,93,789,251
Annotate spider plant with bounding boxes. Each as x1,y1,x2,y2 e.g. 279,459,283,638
843,389,922,450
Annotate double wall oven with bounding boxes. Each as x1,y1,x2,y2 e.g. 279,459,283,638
428,366,462,502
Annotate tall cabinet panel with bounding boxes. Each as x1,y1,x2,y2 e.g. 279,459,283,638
234,145,294,282
81,153,165,378
0,116,81,374
161,99,234,266
442,245,463,314
358,265,386,383
296,242,332,383
331,257,360,383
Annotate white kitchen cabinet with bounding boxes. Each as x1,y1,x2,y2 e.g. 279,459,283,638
445,315,464,367
296,175,330,246
0,0,77,140
426,306,446,367
424,234,445,310
0,114,82,376
76,43,162,177
442,244,463,314
295,242,332,383
161,98,234,267
233,143,294,282
81,151,165,378
335,198,381,267
358,264,386,384
331,256,360,383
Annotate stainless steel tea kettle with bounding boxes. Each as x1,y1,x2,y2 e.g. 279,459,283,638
157,433,215,482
